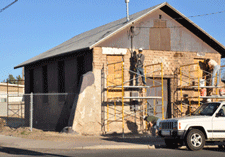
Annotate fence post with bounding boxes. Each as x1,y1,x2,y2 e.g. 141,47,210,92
30,92,33,132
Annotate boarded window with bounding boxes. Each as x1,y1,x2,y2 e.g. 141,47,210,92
58,61,65,102
107,55,123,99
58,61,65,93
193,59,204,98
149,20,171,51
42,65,48,103
194,59,204,80
29,69,34,93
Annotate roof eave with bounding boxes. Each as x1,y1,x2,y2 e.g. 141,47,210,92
14,47,90,69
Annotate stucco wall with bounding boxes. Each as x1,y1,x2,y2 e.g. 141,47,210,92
71,71,101,134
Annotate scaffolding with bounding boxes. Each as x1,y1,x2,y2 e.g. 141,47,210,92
6,80,25,127
104,57,164,136
178,63,225,115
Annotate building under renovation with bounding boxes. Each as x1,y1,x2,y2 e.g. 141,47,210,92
15,2,225,135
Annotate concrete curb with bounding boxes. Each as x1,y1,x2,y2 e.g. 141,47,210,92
74,144,156,150
1,144,156,150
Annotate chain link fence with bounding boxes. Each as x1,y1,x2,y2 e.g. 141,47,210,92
1,93,73,131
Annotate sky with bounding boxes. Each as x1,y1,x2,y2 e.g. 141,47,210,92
1,0,225,81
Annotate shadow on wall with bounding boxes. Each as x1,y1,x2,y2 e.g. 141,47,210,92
129,51,137,86
65,71,95,131
126,120,138,134
49,71,94,132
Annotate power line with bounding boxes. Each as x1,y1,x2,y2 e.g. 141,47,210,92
135,10,225,29
168,10,225,21
185,10,225,19
0,0,18,13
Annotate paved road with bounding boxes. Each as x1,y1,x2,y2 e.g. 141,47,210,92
0,134,225,156
0,147,225,157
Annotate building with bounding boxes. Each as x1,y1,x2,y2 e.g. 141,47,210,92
0,83,24,117
15,2,225,134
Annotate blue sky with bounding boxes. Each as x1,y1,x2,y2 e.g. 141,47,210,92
1,0,225,81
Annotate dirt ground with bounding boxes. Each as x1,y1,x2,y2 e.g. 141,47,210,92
0,118,101,142
0,126,92,142
0,118,153,142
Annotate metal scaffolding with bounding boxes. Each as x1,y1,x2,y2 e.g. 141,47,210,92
104,57,164,136
178,63,225,115
6,80,25,127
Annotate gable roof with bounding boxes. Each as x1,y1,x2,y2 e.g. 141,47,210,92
15,2,225,69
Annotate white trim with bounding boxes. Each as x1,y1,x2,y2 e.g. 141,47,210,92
102,47,127,55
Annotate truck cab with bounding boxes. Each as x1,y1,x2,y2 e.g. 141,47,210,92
158,102,225,151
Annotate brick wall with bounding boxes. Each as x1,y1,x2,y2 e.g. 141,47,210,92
93,47,221,132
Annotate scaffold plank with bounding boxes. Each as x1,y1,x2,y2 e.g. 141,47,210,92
191,86,222,88
200,95,225,99
123,96,162,99
107,86,151,88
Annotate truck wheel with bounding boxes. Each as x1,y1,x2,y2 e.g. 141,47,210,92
185,129,205,151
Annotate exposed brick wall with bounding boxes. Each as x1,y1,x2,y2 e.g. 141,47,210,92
93,47,221,119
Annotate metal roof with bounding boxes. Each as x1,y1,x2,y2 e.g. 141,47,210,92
15,2,225,69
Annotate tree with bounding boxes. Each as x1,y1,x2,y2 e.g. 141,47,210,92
1,74,24,84
7,74,16,84
16,75,24,85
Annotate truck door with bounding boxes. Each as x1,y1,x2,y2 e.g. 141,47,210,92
212,105,225,138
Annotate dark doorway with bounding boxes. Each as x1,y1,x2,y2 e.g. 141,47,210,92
146,78,171,119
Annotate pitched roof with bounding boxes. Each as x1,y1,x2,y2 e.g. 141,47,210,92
15,2,225,69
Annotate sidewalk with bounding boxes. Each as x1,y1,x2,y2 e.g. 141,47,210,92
0,134,165,150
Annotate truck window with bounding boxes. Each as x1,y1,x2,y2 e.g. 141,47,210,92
192,103,220,116
219,105,225,117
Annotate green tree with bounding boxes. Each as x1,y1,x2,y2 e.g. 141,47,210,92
7,74,16,84
1,74,24,84
16,75,24,85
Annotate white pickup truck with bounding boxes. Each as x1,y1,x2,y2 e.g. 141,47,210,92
158,102,225,151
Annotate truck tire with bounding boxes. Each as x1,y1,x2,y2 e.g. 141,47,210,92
185,129,205,151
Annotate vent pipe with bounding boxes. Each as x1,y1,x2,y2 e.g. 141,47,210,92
125,0,130,22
